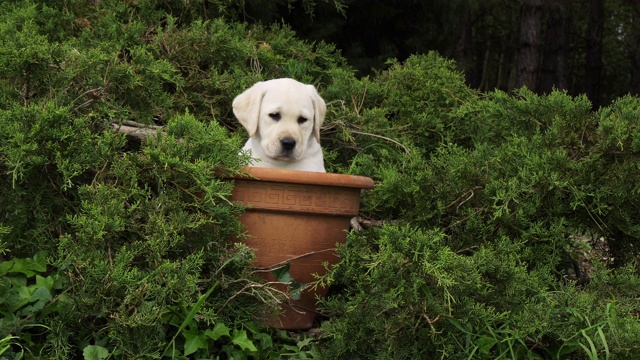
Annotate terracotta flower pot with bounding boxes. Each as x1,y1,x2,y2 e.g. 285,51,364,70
229,167,374,330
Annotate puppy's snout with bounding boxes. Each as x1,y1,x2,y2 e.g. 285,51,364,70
280,137,296,151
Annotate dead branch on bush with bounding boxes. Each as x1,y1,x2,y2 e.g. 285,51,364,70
443,208,484,232
250,249,338,273
351,217,397,231
422,313,452,334
350,86,367,115
72,87,104,113
350,217,363,231
350,130,411,156
22,70,30,106
111,120,164,140
447,186,482,212
216,279,296,315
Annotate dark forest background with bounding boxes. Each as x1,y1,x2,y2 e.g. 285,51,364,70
236,0,640,109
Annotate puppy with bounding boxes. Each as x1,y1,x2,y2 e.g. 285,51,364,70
233,78,326,172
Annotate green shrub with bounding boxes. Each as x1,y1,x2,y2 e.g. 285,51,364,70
317,58,640,359
320,224,640,359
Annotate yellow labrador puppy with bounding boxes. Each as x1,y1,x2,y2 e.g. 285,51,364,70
233,78,326,172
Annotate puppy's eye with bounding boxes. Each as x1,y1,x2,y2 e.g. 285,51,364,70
297,116,308,124
268,113,281,121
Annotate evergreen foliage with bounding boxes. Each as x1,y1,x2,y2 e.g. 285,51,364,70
320,56,640,359
1,1,639,359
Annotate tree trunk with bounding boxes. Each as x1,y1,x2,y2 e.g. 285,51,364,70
454,3,476,87
629,0,640,96
478,49,491,92
632,34,640,97
539,0,571,93
585,0,604,108
514,0,543,91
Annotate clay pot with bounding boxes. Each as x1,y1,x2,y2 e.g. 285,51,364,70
229,167,374,330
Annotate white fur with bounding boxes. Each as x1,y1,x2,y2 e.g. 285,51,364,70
233,78,326,172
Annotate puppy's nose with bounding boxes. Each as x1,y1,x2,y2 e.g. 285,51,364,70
280,137,296,151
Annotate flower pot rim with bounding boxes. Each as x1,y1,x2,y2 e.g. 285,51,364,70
231,167,374,189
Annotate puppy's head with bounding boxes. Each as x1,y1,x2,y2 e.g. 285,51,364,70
232,78,326,162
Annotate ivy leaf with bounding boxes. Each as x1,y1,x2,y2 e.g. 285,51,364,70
35,274,54,291
231,330,257,352
252,331,274,351
8,284,33,312
289,282,307,301
271,263,307,300
271,263,293,284
224,346,247,360
183,328,208,356
0,251,48,277
83,345,109,360
31,286,52,303
297,337,314,350
205,323,230,341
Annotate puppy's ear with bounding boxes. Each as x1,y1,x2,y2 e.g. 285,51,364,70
232,82,266,137
308,85,326,143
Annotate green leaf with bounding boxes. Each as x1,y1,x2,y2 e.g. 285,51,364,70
30,286,52,303
596,326,610,358
183,329,208,356
252,332,274,351
271,263,307,300
9,285,33,312
35,275,54,291
271,263,293,284
0,251,48,277
552,342,581,358
477,336,498,354
297,337,314,350
163,282,218,356
225,346,247,360
0,335,19,356
289,282,307,301
580,329,599,359
48,293,73,313
205,323,230,341
83,345,109,360
446,317,474,335
231,330,257,352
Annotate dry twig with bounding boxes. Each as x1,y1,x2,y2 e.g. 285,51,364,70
110,120,164,140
